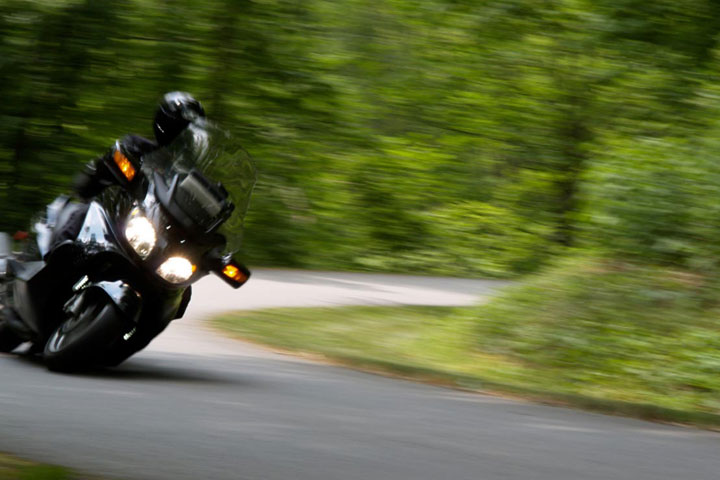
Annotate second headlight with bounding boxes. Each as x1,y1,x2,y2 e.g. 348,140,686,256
156,257,195,283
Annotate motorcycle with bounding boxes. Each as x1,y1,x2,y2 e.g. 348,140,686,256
0,121,256,371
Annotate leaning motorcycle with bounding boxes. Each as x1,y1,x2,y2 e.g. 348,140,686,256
0,121,255,371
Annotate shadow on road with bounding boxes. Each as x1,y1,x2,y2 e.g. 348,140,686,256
12,352,256,387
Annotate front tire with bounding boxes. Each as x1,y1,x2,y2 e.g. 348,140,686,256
43,292,127,372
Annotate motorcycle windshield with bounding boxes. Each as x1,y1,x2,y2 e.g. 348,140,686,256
141,121,256,252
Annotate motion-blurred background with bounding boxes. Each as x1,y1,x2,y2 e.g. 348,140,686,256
3,0,719,277
4,0,720,420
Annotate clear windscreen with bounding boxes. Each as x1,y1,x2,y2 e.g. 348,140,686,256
141,121,257,252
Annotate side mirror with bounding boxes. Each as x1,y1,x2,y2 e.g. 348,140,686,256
212,255,251,289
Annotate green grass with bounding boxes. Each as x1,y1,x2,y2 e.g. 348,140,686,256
0,453,81,480
213,257,720,427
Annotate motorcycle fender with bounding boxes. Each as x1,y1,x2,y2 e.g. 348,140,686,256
84,280,142,324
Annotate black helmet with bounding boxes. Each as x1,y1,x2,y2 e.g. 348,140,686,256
153,91,206,146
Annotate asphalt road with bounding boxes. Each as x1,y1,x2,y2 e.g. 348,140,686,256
1,270,719,480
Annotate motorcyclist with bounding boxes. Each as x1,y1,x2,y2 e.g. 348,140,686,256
74,91,206,198
53,92,206,246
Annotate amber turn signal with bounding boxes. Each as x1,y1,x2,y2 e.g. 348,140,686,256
113,149,136,182
212,257,250,288
223,264,248,283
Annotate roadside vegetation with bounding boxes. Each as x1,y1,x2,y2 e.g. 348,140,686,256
5,1,720,278
0,453,91,480
214,256,720,426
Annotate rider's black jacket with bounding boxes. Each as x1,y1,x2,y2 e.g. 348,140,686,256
73,134,157,199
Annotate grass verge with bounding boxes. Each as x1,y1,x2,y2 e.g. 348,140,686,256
0,453,88,480
213,257,720,428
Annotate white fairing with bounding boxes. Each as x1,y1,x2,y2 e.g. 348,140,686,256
35,222,52,259
0,232,10,277
35,196,70,258
0,232,11,257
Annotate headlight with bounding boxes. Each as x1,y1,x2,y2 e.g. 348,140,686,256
125,216,156,259
156,256,195,283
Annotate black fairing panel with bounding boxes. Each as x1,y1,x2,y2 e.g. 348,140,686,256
173,286,192,320
8,259,59,336
8,259,44,281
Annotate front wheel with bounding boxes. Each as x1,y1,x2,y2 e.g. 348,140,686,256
43,292,128,372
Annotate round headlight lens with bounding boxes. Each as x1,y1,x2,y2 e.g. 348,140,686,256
125,216,156,259
156,256,194,283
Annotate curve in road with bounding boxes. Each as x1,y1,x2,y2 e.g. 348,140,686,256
0,270,718,480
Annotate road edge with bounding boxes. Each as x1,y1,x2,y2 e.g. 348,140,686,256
211,320,720,430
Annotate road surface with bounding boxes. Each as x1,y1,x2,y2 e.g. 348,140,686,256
0,270,718,480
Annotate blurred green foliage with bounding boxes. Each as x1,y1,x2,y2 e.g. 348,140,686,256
3,0,720,276
474,257,720,411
